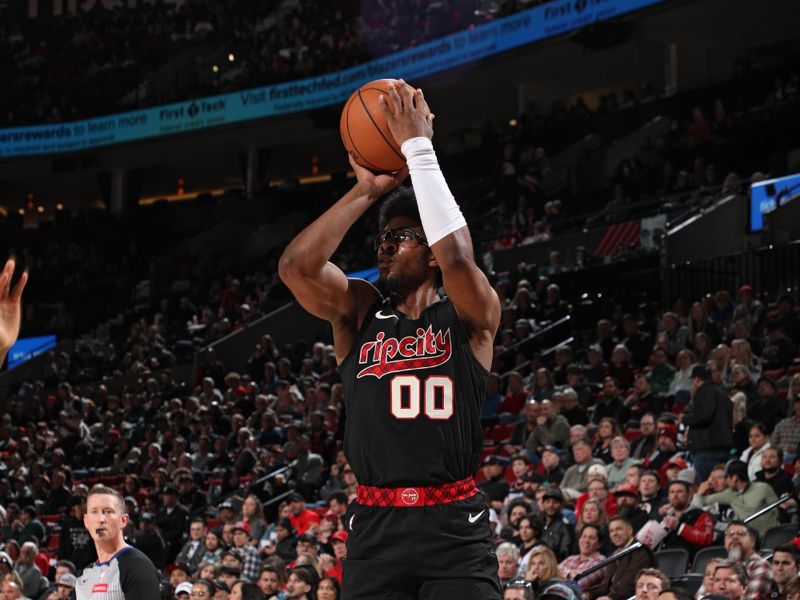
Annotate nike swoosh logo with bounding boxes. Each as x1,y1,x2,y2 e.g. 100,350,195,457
375,310,398,320
349,515,356,531
468,510,485,524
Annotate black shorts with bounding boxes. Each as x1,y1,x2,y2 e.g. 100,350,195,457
341,492,502,599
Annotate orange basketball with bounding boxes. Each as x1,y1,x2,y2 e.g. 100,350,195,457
340,78,415,173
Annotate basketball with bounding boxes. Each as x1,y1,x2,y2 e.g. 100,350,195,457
340,78,415,173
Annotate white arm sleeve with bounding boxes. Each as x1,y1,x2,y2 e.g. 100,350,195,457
401,136,467,246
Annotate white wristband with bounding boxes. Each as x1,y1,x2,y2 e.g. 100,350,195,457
400,137,467,246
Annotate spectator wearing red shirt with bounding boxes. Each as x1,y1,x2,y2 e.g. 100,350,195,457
575,476,619,521
287,492,320,535
501,372,528,414
325,530,347,583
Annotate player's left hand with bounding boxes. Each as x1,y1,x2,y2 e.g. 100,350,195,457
0,258,27,352
379,80,435,145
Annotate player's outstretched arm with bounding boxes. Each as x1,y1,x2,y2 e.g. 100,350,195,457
379,82,500,367
0,258,28,367
279,160,407,350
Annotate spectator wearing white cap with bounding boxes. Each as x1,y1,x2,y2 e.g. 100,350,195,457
55,573,76,599
174,581,192,599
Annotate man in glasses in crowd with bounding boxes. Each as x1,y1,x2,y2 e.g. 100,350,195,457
280,80,502,598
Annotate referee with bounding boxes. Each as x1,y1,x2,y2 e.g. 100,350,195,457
76,485,160,599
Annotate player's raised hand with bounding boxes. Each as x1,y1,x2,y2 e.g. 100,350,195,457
379,80,434,145
349,153,408,199
0,258,27,352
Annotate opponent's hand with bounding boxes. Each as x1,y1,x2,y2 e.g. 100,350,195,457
349,153,408,200
0,258,27,352
379,80,435,145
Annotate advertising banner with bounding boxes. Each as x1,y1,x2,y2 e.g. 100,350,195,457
0,0,664,158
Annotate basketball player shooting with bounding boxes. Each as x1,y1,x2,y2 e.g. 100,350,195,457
279,81,502,599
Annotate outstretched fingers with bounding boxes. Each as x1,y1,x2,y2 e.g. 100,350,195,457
395,79,415,109
379,82,404,118
0,260,13,298
11,270,28,303
414,88,431,115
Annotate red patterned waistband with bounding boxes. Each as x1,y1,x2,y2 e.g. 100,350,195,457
356,477,477,507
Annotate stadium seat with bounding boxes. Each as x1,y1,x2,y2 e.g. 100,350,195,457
763,368,785,380
670,574,703,597
655,548,689,577
691,546,727,575
47,533,60,549
761,524,798,551
492,423,515,444
623,428,641,442
481,445,499,462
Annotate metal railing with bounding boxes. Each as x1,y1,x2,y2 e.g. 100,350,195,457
575,494,791,581
493,315,571,367
666,241,800,304
501,334,575,380
200,460,297,515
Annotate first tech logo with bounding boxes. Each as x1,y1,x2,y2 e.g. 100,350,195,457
159,99,227,121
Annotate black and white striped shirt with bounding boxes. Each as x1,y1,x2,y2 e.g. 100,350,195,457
76,546,159,600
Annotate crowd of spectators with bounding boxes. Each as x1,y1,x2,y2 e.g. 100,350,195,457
476,63,800,260
1,12,800,600
481,273,800,599
1,236,800,600
0,0,544,127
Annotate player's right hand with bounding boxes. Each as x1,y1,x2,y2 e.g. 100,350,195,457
349,153,408,200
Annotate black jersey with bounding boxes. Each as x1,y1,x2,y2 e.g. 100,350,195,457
339,295,488,487
76,545,160,600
